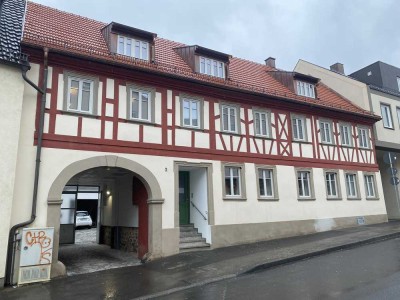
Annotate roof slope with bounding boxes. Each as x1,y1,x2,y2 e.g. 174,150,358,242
0,0,26,64
23,2,377,119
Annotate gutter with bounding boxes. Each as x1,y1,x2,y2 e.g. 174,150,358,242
4,48,48,286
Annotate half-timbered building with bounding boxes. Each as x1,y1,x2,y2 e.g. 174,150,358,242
0,1,388,284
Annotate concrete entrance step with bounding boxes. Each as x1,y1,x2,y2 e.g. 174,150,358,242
180,236,207,243
179,241,211,249
179,224,210,251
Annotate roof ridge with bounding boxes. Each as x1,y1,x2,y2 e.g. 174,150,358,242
27,1,106,26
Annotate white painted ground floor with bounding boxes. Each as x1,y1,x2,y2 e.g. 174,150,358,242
1,148,389,285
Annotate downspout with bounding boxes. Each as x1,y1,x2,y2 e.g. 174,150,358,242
5,48,48,286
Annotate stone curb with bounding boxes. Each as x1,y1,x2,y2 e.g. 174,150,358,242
242,231,400,275
136,231,400,299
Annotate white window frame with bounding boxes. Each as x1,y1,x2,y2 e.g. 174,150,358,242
320,120,333,144
129,88,152,122
258,168,275,198
296,169,314,199
221,104,239,133
380,103,393,129
182,97,201,128
358,127,370,149
325,171,340,199
117,35,149,61
296,81,315,98
253,110,270,137
199,56,225,78
396,107,400,129
364,174,376,199
345,173,359,199
339,123,352,146
223,164,245,199
292,116,306,141
67,76,94,114
397,77,400,92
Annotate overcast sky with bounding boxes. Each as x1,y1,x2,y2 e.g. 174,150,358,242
31,0,400,74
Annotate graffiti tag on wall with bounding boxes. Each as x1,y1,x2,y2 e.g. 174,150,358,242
20,228,54,267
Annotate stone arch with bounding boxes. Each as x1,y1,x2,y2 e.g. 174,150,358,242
47,155,164,278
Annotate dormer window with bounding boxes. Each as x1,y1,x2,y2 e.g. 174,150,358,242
296,81,315,98
117,35,149,61
199,57,225,78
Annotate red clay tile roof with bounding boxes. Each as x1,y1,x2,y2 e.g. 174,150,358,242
23,2,378,120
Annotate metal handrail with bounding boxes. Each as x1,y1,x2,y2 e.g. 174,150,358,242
190,201,207,220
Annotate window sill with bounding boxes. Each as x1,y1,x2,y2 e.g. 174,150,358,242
258,197,279,202
320,142,335,146
383,126,395,130
298,197,316,201
223,197,247,201
359,146,371,150
177,125,206,132
220,131,242,137
326,197,342,201
366,197,380,201
61,110,99,119
347,197,362,201
340,144,354,149
253,135,274,141
124,118,156,126
293,140,311,145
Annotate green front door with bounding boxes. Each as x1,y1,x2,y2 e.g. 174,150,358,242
179,171,190,225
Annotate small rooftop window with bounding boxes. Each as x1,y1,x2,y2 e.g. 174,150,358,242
199,57,225,78
117,35,149,61
296,81,315,98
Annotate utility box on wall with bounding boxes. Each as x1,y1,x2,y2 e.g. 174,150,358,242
18,227,54,285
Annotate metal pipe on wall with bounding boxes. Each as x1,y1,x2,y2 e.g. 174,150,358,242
4,48,49,286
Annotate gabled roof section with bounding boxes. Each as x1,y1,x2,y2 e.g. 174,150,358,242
0,0,26,65
22,2,379,121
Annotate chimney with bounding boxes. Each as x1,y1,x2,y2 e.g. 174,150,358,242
265,57,276,68
330,63,345,75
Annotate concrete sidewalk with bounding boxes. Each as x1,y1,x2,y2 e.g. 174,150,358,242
2,221,400,300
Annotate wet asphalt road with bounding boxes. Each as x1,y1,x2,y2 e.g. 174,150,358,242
158,238,400,300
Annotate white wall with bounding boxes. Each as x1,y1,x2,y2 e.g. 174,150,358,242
0,64,27,280
189,168,211,243
294,60,370,110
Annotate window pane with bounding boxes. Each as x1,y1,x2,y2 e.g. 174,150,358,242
131,91,139,118
218,62,224,78
126,39,132,56
141,92,149,120
118,37,124,54
223,107,229,130
135,41,140,58
206,59,211,75
225,177,231,195
259,177,265,196
183,100,190,125
261,114,267,136
230,109,236,132
191,101,198,127
142,42,148,60
200,57,205,74
255,113,260,135
213,61,218,76
81,90,90,112
69,80,79,110
232,177,240,195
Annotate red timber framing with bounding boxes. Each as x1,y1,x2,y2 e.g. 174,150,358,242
26,46,379,172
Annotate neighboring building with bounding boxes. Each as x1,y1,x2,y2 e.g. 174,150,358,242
295,59,400,220
0,2,387,286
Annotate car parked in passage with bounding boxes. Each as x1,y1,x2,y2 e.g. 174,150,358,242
75,211,93,229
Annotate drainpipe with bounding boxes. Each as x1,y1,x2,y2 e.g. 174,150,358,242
4,48,48,286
